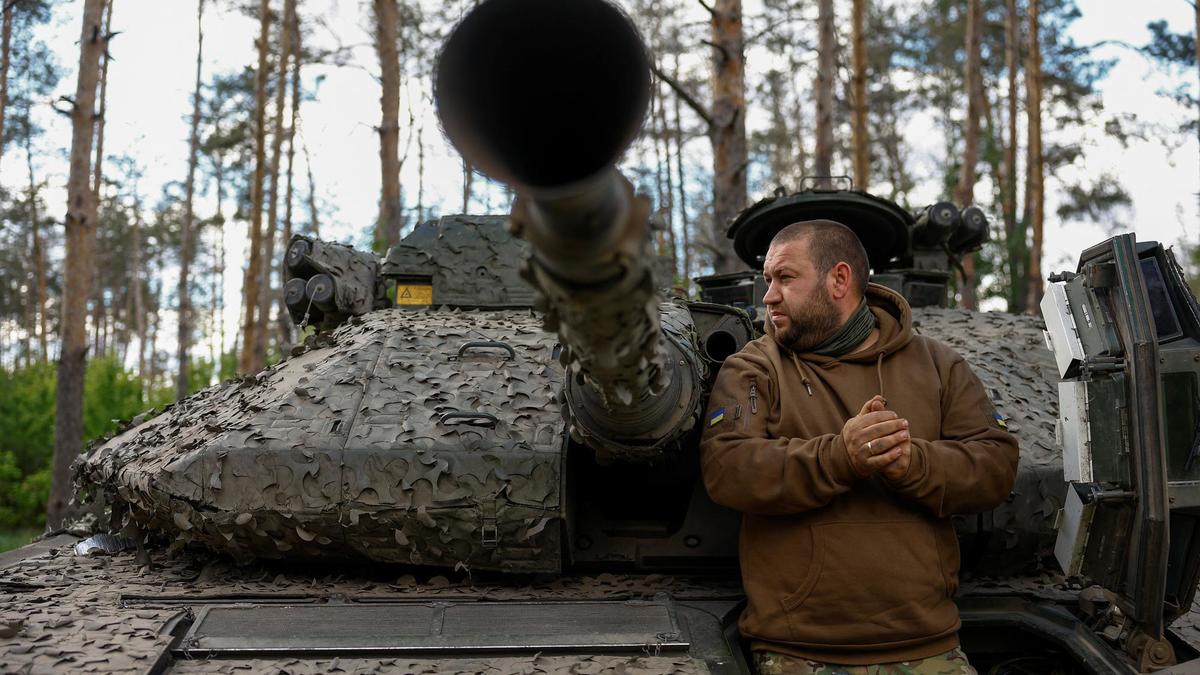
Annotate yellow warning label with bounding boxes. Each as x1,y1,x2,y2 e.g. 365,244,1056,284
396,284,433,306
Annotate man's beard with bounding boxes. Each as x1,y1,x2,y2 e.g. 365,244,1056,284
775,287,842,354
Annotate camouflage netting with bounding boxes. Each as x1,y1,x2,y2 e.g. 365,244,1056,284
912,307,1064,575
76,309,566,572
6,535,1200,673
0,536,734,674
562,301,707,462
382,215,539,308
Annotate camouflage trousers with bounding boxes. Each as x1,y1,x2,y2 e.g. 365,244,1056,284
752,647,977,675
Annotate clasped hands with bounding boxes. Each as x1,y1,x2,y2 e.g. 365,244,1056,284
840,395,911,481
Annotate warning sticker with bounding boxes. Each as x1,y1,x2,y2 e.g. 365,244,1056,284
396,284,433,306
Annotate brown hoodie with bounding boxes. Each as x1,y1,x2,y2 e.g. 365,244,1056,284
699,284,1018,665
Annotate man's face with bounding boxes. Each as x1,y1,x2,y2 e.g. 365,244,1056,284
762,239,841,352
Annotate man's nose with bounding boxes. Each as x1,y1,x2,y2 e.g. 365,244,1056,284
763,281,780,306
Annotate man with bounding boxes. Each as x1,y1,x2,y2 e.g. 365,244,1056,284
699,220,1018,674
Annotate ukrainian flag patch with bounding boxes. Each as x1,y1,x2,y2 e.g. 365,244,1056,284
994,411,1008,430
709,407,726,427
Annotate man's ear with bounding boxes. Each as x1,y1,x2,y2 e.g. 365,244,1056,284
827,261,853,301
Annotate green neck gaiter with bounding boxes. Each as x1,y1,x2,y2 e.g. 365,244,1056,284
811,298,877,357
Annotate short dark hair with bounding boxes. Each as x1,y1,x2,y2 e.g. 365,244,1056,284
770,219,870,296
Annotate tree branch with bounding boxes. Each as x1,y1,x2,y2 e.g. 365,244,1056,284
745,16,813,47
701,38,730,65
695,0,715,16
650,61,714,130
1087,38,1144,53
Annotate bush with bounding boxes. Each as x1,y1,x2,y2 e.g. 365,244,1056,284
0,356,168,530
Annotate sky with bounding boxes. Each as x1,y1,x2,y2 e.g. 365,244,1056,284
6,0,1200,369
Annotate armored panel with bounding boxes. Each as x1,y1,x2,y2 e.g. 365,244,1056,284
1041,283,1086,379
1058,381,1092,483
1054,484,1095,576
1058,377,1127,485
382,216,537,308
78,309,565,572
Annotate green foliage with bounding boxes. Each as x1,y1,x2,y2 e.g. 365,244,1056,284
1054,174,1132,230
218,349,240,383
188,356,217,395
0,528,42,554
1141,19,1200,141
84,356,152,441
0,357,168,531
0,362,56,475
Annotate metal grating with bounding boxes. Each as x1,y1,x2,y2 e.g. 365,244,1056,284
176,600,687,655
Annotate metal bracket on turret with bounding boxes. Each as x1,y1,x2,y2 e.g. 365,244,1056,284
480,498,499,549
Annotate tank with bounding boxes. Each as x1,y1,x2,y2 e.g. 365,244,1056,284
5,0,1200,672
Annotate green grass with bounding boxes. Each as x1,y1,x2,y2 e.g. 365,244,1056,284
0,528,42,553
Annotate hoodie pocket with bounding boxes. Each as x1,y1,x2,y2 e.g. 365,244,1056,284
780,519,957,645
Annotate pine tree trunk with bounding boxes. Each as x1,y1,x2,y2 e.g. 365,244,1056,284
284,9,300,250
95,290,106,356
655,78,679,277
851,0,868,190
133,191,145,397
814,0,836,184
48,0,108,528
955,0,983,310
650,86,669,258
304,136,319,236
91,0,112,201
25,125,48,361
764,71,789,189
148,278,160,393
213,152,225,378
22,234,32,367
92,0,112,202
254,0,293,368
89,0,112,365
461,159,473,213
277,6,300,353
416,123,425,223
672,50,691,285
177,0,204,400
0,3,13,170
1023,0,1044,314
239,0,271,374
1004,0,1025,314
790,66,809,180
710,0,747,274
373,0,402,252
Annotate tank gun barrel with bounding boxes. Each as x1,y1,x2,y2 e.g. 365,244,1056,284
435,0,651,284
435,0,703,462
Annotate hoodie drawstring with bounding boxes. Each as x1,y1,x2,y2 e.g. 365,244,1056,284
876,351,887,405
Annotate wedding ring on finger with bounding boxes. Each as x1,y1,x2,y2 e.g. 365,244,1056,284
867,440,874,452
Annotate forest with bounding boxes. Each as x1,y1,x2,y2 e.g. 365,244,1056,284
0,0,1197,547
